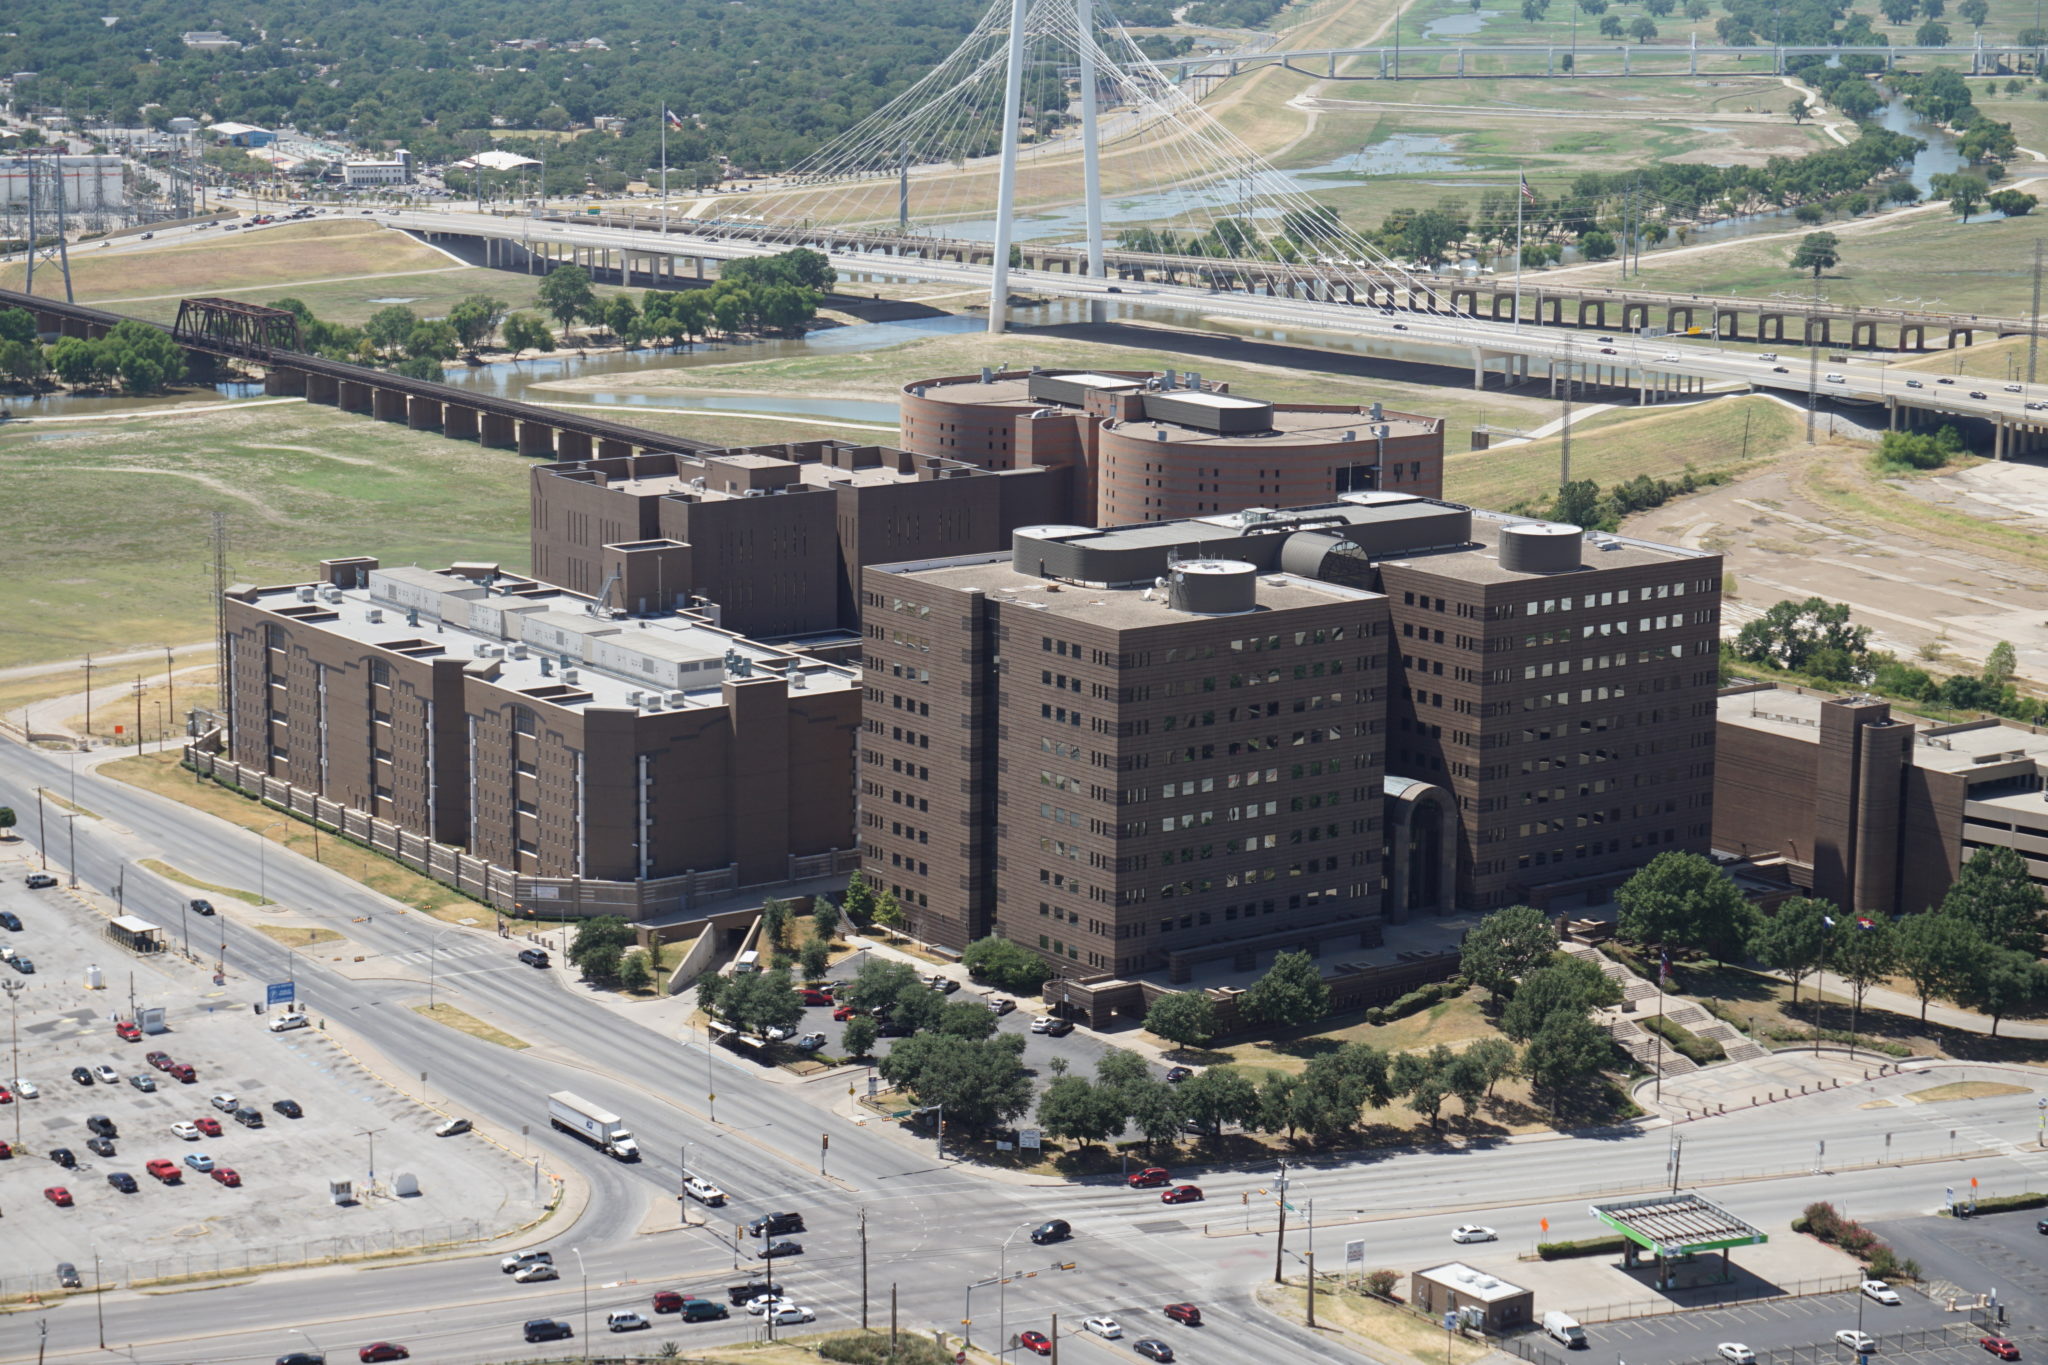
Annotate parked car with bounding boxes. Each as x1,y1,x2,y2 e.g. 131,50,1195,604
517,948,550,967
212,1166,242,1187
86,1115,118,1138
70,1067,93,1086
25,873,57,889
1020,1331,1053,1356
1163,1303,1202,1327
107,1171,137,1193
795,1032,827,1051
44,1186,72,1206
1045,1019,1074,1037
129,1073,156,1092
145,1159,180,1182
91,1065,117,1086
233,1106,265,1129
800,990,834,1007
1836,1331,1877,1354
1718,1344,1756,1364
12,1078,36,1098
146,1051,174,1071
0,911,18,929
172,1121,200,1141
832,1005,859,1021
56,1262,81,1289
273,1099,303,1118
986,996,1016,1015
1083,1317,1122,1340
268,1014,309,1033
1981,1339,2021,1361
49,1147,76,1167
86,1137,115,1158
435,1117,472,1137
195,1116,222,1137
114,1021,140,1041
927,976,960,994
8,956,33,974
210,1093,238,1113
167,1062,196,1083
1165,1066,1193,1083
1862,1281,1901,1306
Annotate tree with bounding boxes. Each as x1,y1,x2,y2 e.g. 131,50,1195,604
842,1014,879,1059
539,264,596,338
0,308,34,346
1178,1067,1260,1135
1401,209,1461,265
0,807,13,839
1599,12,1626,35
1579,230,1618,262
1829,915,1895,1042
1952,948,2048,1036
1750,896,1833,1010
1940,846,2044,954
572,915,634,965
501,313,555,361
1988,189,2037,218
1037,1075,1125,1147
1295,1043,1394,1136
880,1032,1032,1133
1145,991,1218,1052
1892,911,1982,1022
1916,18,1952,42
1788,98,1813,124
404,320,459,363
697,971,727,1019
1734,597,1870,679
446,294,506,357
1627,15,1659,40
1616,851,1760,957
1984,641,2019,688
1391,1045,1457,1129
1460,904,1557,1001
1239,951,1330,1030
1548,480,1604,530
365,304,418,358
1500,955,1622,1043
1462,1037,1520,1097
48,337,105,388
100,320,185,393
1880,0,1914,21
761,897,791,948
1521,1011,1615,1115
961,936,1051,994
1959,0,1990,24
580,942,623,985
1789,231,1841,278
619,952,654,993
842,958,923,1014
874,888,907,932
811,900,840,944
1933,171,1987,220
890,980,947,1035
1126,1077,1184,1148
1257,1071,1304,1141
799,938,832,981
724,968,805,1037
841,870,875,927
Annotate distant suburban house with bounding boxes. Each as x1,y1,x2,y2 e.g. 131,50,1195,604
205,121,274,147
181,30,242,51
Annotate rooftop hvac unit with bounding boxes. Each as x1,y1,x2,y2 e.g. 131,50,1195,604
1155,429,1168,441
627,690,644,707
1343,430,1356,441
561,668,578,684
509,643,528,659
790,671,807,690
980,366,994,383
296,586,316,603
320,586,342,603
667,691,688,707
366,608,384,624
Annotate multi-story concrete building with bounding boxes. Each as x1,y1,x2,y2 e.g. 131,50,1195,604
530,439,1072,640
219,558,860,911
341,150,412,187
861,495,1721,978
897,368,1444,523
1715,683,2048,915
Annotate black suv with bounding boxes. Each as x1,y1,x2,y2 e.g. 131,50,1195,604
190,899,216,916
49,1148,76,1168
276,1353,323,1365
523,1320,573,1343
0,911,20,930
518,948,550,967
86,1115,118,1138
748,1211,804,1237
233,1106,265,1129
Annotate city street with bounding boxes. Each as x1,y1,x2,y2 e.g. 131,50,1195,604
2,735,2047,1365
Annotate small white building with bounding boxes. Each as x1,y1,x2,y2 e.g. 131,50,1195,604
342,150,412,187
181,30,242,51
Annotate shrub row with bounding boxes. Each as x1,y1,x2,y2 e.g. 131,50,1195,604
1364,979,1465,1027
1638,1013,1726,1065
1966,1192,2048,1215
1762,1025,1913,1058
1536,1234,1631,1260
1796,1201,1920,1281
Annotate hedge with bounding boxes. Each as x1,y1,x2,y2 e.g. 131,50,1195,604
1638,1013,1725,1065
1364,980,1466,1027
1762,1025,1913,1058
1963,1192,2047,1215
1537,1234,1631,1260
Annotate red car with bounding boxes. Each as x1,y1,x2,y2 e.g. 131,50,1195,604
115,1020,141,1041
832,1005,858,1022
1161,1185,1204,1204
167,1063,196,1083
1983,1340,2021,1361
1128,1167,1172,1189
194,1116,222,1137
651,1290,684,1313
0,1085,11,1103
1163,1303,1202,1326
1019,1331,1053,1357
45,1186,72,1206
359,1345,409,1362
801,990,834,1007
0,1140,12,1159
145,1158,181,1182
146,1051,173,1071
211,1166,241,1187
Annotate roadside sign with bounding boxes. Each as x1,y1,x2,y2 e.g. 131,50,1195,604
1443,1310,1458,1331
1018,1128,1041,1150
265,981,295,1006
1344,1239,1365,1267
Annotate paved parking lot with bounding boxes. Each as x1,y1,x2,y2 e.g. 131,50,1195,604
0,862,537,1296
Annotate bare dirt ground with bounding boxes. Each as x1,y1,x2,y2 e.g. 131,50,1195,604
1627,448,2048,683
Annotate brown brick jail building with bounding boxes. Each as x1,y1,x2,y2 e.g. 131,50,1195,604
860,495,1722,978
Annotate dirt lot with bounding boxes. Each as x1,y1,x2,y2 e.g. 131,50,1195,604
1624,444,2048,682
0,850,538,1298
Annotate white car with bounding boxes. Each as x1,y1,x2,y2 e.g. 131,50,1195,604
795,1032,827,1051
268,1013,309,1033
1718,1346,1755,1365
746,1295,795,1316
1660,352,1682,362
2006,384,2024,393
513,1262,560,1283
171,1121,200,1140
1083,1317,1122,1340
606,1310,648,1332
1450,1225,1497,1244
12,1078,36,1098
501,1251,551,1273
683,1175,726,1205
764,1024,796,1042
209,1093,239,1113
1759,352,1779,361
1030,1016,1055,1034
91,1064,117,1084
1861,1280,1901,1306
1836,1330,1877,1353
1825,373,1846,384
769,1305,817,1325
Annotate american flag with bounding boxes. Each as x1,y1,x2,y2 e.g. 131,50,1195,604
1519,173,1537,204
665,108,686,130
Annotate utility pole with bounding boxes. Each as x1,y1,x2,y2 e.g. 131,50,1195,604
1272,1160,1290,1283
891,1282,899,1356
2029,240,2042,386
82,653,94,739
3,979,24,1148
860,1208,870,1329
1559,342,1575,492
1805,300,1822,445
1307,1251,1317,1328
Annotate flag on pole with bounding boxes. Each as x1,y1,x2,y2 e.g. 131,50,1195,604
1519,172,1536,204
1659,947,1672,985
665,108,685,130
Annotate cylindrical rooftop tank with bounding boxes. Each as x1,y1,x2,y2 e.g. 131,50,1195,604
1499,522,1583,574
1167,559,1259,615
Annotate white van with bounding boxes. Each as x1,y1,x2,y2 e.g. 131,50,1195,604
1544,1311,1588,1349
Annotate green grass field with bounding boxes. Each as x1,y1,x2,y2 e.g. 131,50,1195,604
0,402,535,669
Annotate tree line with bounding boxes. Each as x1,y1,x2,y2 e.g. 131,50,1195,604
0,308,188,394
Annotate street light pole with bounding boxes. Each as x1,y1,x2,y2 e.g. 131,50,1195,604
572,1246,589,1360
2,979,23,1148
428,928,458,1011
61,813,78,888
357,1126,386,1196
257,820,287,906
92,1245,104,1349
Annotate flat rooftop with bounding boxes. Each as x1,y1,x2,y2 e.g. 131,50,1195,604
906,555,1382,630
1718,686,2048,776
1415,1263,1530,1304
913,372,1438,441
1386,511,1708,584
1589,1191,1768,1255
1105,404,1435,446
242,568,856,716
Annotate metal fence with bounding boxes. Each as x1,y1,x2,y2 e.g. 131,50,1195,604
0,1219,500,1301
1507,1319,1979,1365
1565,1274,1863,1323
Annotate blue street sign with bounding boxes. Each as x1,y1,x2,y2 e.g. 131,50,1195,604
265,981,296,1006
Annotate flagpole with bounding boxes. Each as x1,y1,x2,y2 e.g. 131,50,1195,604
1515,168,1525,331
660,111,669,235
